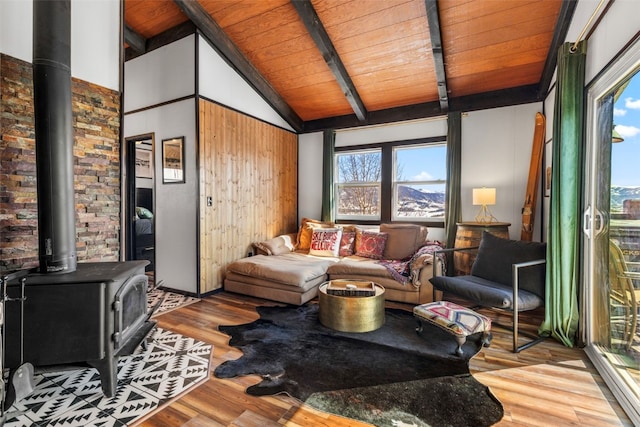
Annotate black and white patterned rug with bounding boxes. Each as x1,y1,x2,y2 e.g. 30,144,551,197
148,288,200,316
3,328,211,426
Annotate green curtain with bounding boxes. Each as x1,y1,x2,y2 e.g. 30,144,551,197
539,41,587,347
321,129,336,222
445,112,462,274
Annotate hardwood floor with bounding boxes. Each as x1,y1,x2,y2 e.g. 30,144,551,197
134,291,634,427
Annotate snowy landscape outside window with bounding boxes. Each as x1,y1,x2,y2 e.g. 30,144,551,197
335,149,381,220
334,141,447,222
393,144,446,220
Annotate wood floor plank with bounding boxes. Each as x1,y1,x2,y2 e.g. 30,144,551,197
229,409,282,427
183,415,226,427
137,291,634,427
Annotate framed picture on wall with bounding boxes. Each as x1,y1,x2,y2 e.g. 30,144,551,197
544,139,552,197
135,148,153,179
162,136,185,184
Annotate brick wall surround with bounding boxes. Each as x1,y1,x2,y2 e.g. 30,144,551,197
1,53,122,270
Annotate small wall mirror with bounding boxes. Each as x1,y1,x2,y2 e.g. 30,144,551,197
162,136,185,184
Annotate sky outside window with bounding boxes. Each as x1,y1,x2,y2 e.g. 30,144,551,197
612,71,640,187
395,144,446,187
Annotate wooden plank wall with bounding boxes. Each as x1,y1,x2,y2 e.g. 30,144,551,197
199,100,298,293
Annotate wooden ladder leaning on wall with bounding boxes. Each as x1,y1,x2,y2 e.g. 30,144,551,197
521,112,546,241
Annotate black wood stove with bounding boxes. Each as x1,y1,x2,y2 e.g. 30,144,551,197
4,262,155,397
2,0,155,398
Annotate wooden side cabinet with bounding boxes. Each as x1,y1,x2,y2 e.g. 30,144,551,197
454,222,511,275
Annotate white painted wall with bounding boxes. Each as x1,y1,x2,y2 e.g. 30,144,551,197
71,0,120,90
124,36,201,293
461,103,543,240
0,0,120,90
124,35,195,112
335,118,447,147
0,0,32,63
298,132,324,221
543,85,555,240
124,99,198,294
198,35,294,131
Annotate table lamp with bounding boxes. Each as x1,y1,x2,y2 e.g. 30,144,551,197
473,187,497,223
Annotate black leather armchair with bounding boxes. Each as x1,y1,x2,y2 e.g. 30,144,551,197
430,232,547,353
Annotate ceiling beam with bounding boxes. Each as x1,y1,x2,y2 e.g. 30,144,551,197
303,84,540,133
291,0,368,121
304,101,443,133
449,84,540,112
537,0,578,98
424,0,449,112
125,21,196,61
173,0,303,132
124,23,146,53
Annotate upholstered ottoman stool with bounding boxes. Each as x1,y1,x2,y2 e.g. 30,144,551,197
413,301,492,356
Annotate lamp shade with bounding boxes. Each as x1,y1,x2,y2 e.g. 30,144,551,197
472,187,496,206
612,126,624,143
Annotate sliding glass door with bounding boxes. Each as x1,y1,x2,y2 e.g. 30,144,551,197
583,40,640,424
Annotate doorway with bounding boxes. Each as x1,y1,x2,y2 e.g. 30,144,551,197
125,134,156,277
583,40,640,424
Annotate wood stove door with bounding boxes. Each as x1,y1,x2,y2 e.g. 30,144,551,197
113,274,148,351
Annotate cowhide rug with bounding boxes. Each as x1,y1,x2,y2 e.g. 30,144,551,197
215,304,503,427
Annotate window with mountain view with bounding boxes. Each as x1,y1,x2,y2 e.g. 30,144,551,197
334,141,447,222
393,144,446,220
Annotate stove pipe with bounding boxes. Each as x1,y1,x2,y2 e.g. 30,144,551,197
33,0,77,273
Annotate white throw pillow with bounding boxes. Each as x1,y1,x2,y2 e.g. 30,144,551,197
309,228,343,257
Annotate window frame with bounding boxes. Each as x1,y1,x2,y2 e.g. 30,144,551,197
334,136,447,226
334,148,382,222
392,143,447,222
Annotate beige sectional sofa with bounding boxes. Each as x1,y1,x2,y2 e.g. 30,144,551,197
224,221,443,305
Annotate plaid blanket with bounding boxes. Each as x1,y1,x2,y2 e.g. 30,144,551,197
377,243,444,288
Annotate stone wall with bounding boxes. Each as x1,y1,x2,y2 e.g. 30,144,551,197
1,53,121,270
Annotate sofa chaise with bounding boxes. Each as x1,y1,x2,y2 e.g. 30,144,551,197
224,220,443,305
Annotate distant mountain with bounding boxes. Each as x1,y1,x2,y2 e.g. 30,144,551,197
398,185,445,203
396,186,445,218
336,185,445,218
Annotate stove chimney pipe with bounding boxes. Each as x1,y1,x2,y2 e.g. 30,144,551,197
33,0,77,273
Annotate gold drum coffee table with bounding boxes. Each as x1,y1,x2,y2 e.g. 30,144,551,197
318,280,385,332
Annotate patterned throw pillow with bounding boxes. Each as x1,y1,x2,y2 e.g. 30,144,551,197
309,228,343,257
338,231,356,256
355,231,388,259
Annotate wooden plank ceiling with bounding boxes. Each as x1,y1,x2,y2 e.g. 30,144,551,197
124,0,575,132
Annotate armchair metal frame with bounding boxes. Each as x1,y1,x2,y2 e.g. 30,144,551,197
432,246,547,353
